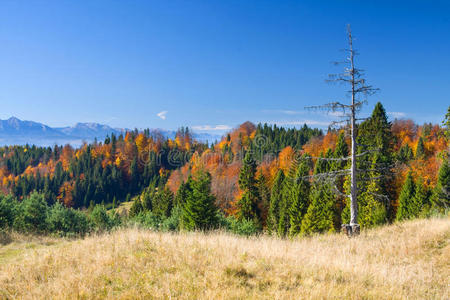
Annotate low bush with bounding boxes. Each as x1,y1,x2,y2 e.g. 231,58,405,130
47,202,90,236
220,215,261,236
129,211,162,230
89,205,120,232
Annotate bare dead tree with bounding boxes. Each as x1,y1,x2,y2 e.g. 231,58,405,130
305,25,379,236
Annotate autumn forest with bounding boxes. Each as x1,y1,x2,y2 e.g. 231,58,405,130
0,103,448,237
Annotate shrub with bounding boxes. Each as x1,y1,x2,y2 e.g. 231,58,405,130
129,211,162,230
161,206,182,232
226,216,260,236
46,202,90,236
13,192,48,233
0,195,16,229
89,205,116,232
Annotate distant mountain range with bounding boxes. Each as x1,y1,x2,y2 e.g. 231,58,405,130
0,117,222,147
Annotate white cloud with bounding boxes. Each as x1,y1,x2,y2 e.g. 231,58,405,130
157,111,168,120
268,120,331,127
261,109,305,115
328,111,347,117
388,112,406,119
192,125,232,131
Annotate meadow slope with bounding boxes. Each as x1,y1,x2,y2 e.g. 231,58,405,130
0,218,449,299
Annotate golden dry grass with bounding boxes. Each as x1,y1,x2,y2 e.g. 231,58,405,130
0,218,449,299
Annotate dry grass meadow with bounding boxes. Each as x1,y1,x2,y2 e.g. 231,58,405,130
0,217,449,299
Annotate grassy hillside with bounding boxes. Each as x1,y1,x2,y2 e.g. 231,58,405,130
1,218,449,299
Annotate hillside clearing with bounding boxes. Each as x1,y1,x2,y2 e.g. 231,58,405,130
0,218,449,299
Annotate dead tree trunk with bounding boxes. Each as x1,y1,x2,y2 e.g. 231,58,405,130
306,25,379,236
348,28,359,231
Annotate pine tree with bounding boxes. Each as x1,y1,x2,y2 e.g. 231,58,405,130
357,154,388,227
357,102,394,220
278,161,298,236
255,170,270,226
267,170,284,234
141,190,152,211
300,154,336,235
430,158,450,212
358,175,387,227
332,132,349,224
129,198,143,217
397,144,414,163
288,156,311,236
130,158,139,192
443,106,450,139
237,152,260,221
174,176,193,208
332,132,349,170
411,178,428,217
182,171,217,230
152,188,174,218
415,136,425,159
396,172,415,221
300,183,335,235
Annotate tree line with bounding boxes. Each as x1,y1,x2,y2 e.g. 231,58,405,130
0,105,449,237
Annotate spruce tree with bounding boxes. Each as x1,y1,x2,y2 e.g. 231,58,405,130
332,132,349,224
141,190,152,211
332,132,349,170
182,171,217,230
357,154,388,227
278,161,298,236
300,183,335,235
358,176,387,227
237,152,260,221
397,144,414,163
357,103,394,220
396,171,415,221
443,106,450,139
288,156,311,236
300,154,336,235
415,137,425,159
411,178,428,217
174,176,193,208
152,188,174,218
267,170,284,234
255,170,270,226
130,158,139,192
129,198,143,217
430,158,450,212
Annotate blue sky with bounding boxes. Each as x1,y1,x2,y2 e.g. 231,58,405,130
0,1,449,133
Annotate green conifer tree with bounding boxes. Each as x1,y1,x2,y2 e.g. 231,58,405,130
288,155,311,236
278,161,298,236
415,136,425,159
396,171,415,221
255,170,270,226
300,153,336,235
181,171,218,230
430,158,450,212
357,154,388,227
331,132,350,225
357,103,395,220
267,170,284,234
237,152,260,221
174,176,193,208
443,106,450,139
129,198,143,217
300,183,335,235
411,178,428,217
152,188,174,218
